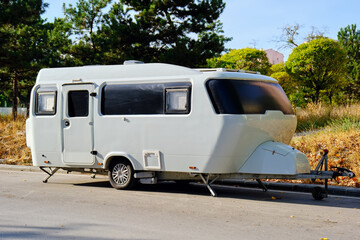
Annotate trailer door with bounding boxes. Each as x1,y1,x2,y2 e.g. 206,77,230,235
62,84,95,165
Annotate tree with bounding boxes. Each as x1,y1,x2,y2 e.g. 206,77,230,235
0,0,46,26
277,23,326,49
338,24,360,100
120,0,230,67
269,63,295,93
285,38,347,103
0,1,72,119
37,19,74,67
0,0,48,119
62,0,229,67
0,72,11,107
98,2,144,64
269,63,306,106
206,48,271,75
306,26,327,42
63,0,112,65
280,23,301,49
73,0,230,66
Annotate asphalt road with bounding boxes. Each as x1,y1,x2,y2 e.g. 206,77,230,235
0,170,359,240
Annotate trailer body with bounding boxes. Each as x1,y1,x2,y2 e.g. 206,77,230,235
26,63,312,190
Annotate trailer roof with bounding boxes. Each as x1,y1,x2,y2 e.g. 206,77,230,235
36,63,276,84
36,63,200,83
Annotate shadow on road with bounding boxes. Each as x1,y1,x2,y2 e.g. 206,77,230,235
73,180,360,209
0,224,145,240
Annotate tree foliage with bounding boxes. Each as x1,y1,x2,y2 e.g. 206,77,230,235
206,48,271,74
269,63,294,93
63,0,230,67
269,63,307,106
338,24,360,99
0,0,47,119
123,0,229,66
0,0,73,119
63,0,112,64
286,38,347,103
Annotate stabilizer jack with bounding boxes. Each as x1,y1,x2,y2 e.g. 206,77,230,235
40,167,60,183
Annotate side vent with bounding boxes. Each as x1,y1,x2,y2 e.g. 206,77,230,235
143,151,161,169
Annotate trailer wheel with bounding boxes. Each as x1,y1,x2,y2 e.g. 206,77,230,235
312,187,326,200
108,159,135,190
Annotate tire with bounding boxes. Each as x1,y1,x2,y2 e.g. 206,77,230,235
108,159,135,190
312,187,326,200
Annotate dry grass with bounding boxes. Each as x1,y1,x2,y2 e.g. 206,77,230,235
0,115,32,165
296,103,360,132
291,129,360,188
292,103,360,188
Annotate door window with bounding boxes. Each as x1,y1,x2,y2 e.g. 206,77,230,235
68,90,89,117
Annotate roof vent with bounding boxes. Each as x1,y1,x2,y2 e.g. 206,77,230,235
194,68,260,74
123,60,144,65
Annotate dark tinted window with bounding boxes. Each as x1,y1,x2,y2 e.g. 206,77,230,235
101,83,191,115
68,90,89,117
206,79,294,115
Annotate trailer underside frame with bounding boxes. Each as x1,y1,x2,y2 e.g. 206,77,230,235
38,150,355,200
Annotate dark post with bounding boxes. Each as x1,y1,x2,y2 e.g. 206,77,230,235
12,70,18,121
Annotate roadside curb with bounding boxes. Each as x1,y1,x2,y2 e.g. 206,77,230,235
0,164,68,174
216,179,360,198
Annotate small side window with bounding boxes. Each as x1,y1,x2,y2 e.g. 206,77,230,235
36,90,57,115
165,88,190,114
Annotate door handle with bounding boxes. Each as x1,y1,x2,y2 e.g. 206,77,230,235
64,120,70,127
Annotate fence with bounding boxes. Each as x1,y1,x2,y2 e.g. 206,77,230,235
0,107,27,116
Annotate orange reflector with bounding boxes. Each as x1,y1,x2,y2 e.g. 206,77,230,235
98,163,103,165
189,166,196,170
44,161,49,163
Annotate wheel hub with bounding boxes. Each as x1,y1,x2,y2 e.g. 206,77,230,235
112,163,129,185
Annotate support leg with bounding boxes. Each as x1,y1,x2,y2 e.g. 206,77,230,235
256,179,268,192
324,178,328,198
200,174,218,197
323,151,329,198
40,167,60,183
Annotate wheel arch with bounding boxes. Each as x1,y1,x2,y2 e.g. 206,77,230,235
103,152,139,171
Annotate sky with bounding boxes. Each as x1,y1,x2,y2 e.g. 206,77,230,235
42,0,360,60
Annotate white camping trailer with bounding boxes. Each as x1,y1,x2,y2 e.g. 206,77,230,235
26,62,354,199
